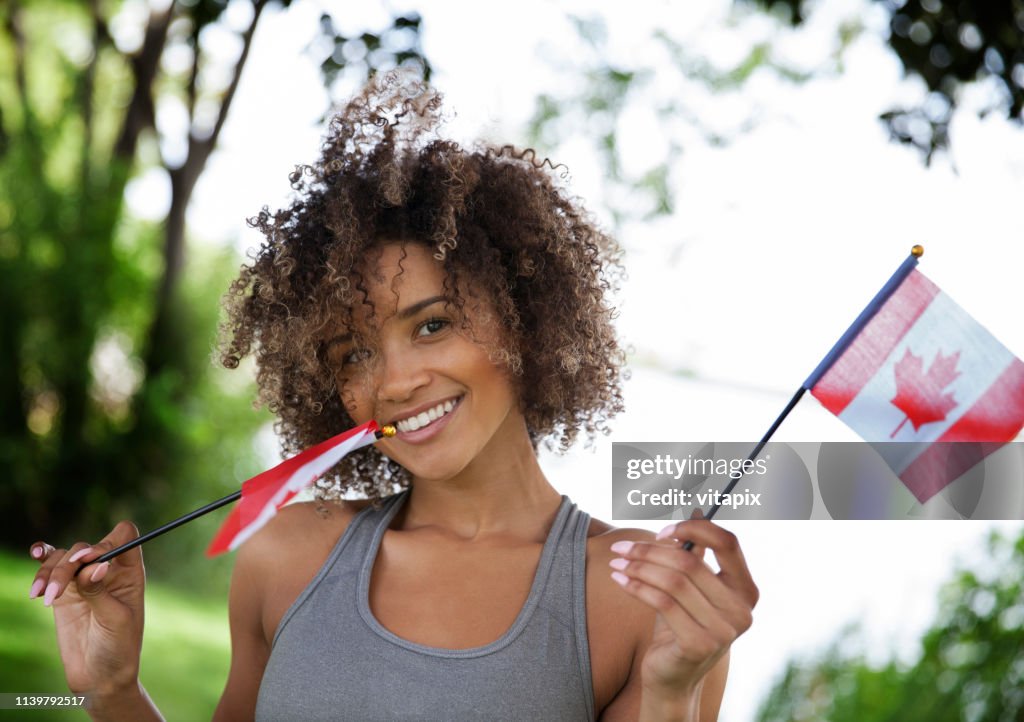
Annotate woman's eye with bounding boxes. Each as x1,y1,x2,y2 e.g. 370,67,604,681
417,318,450,337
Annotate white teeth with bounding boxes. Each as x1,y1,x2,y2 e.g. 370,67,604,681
395,398,459,434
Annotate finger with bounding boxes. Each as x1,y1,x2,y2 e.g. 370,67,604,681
68,520,143,590
610,545,752,634
28,542,56,561
38,542,93,606
610,555,722,631
610,573,729,657
28,545,65,599
37,521,141,607
687,508,707,559
612,541,733,608
90,520,143,569
655,520,757,601
75,561,113,601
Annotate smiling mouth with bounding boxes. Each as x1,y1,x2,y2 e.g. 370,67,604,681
393,396,463,433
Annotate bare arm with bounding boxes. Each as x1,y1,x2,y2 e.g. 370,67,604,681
213,516,275,720
212,499,359,719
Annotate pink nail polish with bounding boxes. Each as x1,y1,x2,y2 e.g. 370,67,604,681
42,582,59,607
29,578,45,599
610,571,629,587
655,524,677,540
608,557,629,571
90,562,110,583
31,546,42,559
68,547,93,563
609,541,633,555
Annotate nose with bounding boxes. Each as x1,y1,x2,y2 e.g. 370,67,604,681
375,342,431,407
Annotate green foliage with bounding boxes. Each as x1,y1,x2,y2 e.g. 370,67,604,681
526,11,813,230
0,0,432,592
0,1,263,579
747,0,1024,162
756,529,1024,722
1,549,230,720
316,12,432,101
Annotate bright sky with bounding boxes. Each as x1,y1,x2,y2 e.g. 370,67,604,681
126,0,1024,718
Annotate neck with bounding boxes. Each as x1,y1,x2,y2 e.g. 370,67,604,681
399,415,562,542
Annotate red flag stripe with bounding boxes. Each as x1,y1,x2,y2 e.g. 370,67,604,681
898,441,1006,503
812,270,939,415
205,421,379,557
898,358,1024,502
930,357,1024,443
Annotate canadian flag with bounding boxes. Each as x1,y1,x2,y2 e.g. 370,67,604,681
206,420,381,556
809,269,1024,503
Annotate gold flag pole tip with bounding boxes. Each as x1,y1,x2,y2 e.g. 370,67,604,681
911,244,924,257
377,424,397,438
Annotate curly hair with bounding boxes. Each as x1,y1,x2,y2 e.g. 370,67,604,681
219,72,626,502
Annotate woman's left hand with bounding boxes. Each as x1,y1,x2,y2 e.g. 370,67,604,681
609,515,759,699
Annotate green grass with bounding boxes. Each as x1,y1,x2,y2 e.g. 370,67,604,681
0,549,230,721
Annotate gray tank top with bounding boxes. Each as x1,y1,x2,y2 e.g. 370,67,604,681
255,488,595,721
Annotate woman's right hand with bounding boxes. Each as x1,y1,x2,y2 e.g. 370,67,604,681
28,521,147,699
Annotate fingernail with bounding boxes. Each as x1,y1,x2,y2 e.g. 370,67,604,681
609,557,629,571
68,547,93,563
90,562,110,583
31,546,42,559
610,571,630,587
43,581,59,607
656,523,677,540
610,541,633,555
29,578,45,599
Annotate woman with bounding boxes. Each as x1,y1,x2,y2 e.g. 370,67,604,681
28,75,758,721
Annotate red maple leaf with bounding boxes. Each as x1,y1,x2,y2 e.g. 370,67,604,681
889,348,961,438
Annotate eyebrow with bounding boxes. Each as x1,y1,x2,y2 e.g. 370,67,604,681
323,295,449,350
397,295,448,320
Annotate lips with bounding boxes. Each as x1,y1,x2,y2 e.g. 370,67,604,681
389,395,463,443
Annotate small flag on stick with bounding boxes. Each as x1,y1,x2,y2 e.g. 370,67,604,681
71,421,393,575
206,420,383,556
805,246,1024,503
691,245,1024,533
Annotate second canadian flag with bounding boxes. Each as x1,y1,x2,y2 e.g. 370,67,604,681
807,260,1024,503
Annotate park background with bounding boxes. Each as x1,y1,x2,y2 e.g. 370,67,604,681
2,0,1023,719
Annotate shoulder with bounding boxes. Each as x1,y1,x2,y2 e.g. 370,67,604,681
236,496,374,581
214,498,372,721
584,518,659,648
583,517,660,713
586,516,657,567
233,497,379,640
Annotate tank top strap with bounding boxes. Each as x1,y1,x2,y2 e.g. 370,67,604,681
270,491,406,648
535,496,595,721
535,497,590,613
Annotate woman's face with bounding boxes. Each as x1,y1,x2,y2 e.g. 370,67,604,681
325,242,523,481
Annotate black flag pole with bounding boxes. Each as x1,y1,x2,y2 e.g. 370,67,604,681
681,245,925,550
73,424,397,575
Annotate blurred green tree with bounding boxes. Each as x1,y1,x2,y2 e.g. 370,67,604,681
528,2,1023,230
756,529,1024,721
748,0,1024,163
0,0,430,582
526,13,815,229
